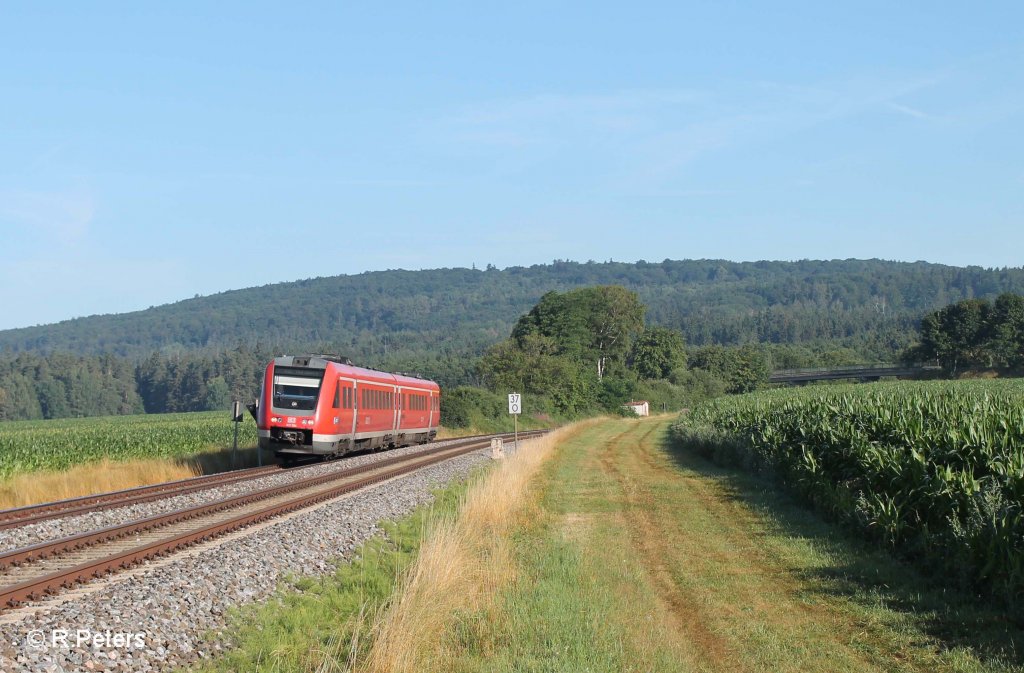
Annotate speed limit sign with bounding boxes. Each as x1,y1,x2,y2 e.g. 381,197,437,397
508,392,521,415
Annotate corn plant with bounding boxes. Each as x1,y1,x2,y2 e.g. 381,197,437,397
670,380,1024,609
0,411,258,479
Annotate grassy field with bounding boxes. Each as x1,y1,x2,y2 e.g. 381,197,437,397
0,411,261,508
192,416,1024,672
671,380,1024,608
0,411,259,479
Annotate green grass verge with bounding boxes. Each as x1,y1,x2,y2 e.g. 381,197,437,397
441,420,688,672
438,418,1024,672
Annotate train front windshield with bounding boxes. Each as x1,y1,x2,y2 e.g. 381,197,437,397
272,372,323,411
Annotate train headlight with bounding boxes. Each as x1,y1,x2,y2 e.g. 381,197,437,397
271,416,281,423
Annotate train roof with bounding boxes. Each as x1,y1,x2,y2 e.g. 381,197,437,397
271,355,439,390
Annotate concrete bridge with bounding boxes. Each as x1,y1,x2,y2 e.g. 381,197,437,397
769,364,941,384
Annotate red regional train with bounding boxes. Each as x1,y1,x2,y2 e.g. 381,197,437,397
255,355,440,461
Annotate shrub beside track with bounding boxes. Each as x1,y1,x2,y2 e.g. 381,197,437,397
670,380,1024,609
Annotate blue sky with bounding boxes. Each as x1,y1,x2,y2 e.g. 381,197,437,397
1,2,1022,330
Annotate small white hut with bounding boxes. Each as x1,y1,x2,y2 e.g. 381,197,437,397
623,400,650,417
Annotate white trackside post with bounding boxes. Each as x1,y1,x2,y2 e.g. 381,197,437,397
508,392,521,452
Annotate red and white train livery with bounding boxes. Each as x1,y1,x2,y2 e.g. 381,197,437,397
256,355,439,460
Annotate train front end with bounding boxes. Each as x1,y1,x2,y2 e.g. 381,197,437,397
256,355,333,458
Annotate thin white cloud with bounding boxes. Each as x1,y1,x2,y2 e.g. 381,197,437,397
886,101,932,120
0,187,95,244
432,72,952,191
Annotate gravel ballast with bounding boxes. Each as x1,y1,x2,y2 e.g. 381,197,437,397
0,440,516,673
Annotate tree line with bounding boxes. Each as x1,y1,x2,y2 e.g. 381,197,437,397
449,286,775,425
5,258,1024,366
4,287,1024,424
0,347,272,422
904,293,1024,374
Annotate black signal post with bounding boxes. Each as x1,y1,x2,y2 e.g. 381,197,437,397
231,400,245,469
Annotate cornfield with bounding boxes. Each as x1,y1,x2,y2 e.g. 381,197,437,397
0,411,258,480
670,380,1024,607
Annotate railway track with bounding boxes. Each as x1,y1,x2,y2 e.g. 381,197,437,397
0,432,516,532
0,431,542,609
0,463,286,531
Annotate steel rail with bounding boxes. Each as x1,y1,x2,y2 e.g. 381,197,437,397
0,430,543,608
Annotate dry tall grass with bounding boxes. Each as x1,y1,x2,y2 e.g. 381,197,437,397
0,458,201,509
359,421,592,673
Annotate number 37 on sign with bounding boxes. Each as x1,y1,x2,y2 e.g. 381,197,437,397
508,393,522,415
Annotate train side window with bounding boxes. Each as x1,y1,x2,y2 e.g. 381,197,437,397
333,382,340,409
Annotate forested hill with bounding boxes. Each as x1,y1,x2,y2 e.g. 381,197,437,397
4,259,1024,363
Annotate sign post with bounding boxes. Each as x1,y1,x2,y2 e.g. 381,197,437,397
231,400,245,469
508,392,521,452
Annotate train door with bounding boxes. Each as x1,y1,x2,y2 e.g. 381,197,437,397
391,385,400,433
427,391,434,428
348,376,360,440
396,386,405,430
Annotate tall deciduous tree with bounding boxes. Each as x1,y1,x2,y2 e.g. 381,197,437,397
511,286,645,380
629,326,686,379
916,299,990,374
989,293,1024,368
